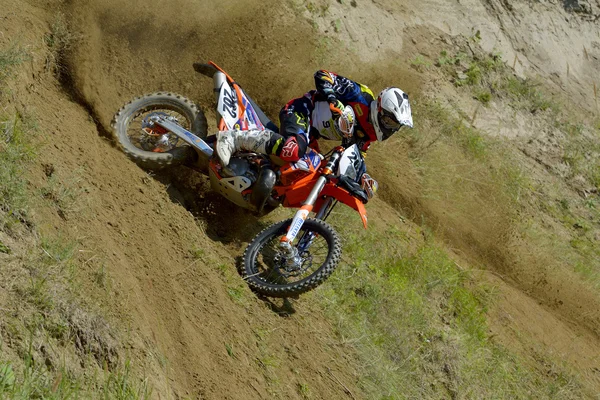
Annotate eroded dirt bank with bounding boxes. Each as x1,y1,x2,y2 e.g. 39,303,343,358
3,0,600,397
3,1,375,398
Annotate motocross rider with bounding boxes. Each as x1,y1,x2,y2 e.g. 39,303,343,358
216,70,414,197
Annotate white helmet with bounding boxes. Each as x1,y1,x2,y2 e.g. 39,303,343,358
370,87,413,141
335,105,356,139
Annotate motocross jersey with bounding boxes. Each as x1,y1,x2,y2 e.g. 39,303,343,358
269,71,376,162
313,70,377,152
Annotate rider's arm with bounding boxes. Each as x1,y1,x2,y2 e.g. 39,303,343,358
314,70,356,102
314,70,337,100
275,96,314,162
314,70,344,117
314,70,374,103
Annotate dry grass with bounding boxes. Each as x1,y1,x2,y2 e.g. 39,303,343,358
316,207,584,399
311,88,599,397
0,113,38,232
0,44,29,92
44,12,78,79
0,48,151,399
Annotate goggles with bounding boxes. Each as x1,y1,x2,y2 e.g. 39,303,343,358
380,110,401,131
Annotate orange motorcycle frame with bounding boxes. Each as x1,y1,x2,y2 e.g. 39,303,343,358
274,162,368,229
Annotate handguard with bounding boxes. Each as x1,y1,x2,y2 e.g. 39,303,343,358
337,174,369,204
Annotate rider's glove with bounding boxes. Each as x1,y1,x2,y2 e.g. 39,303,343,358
328,96,344,120
361,173,378,200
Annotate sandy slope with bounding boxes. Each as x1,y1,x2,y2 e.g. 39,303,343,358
5,0,600,397
4,1,372,398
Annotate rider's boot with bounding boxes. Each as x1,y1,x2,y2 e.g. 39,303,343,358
216,129,273,166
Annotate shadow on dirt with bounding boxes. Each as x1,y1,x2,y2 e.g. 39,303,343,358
232,256,297,317
152,166,272,244
260,296,297,317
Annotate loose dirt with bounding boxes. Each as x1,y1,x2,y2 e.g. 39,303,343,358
4,0,600,397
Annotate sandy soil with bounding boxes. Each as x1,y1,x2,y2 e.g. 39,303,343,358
3,0,600,397
4,1,371,398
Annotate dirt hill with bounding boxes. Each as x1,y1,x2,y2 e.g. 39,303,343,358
1,0,600,398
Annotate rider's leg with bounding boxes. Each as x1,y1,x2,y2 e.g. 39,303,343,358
273,96,314,162
216,128,308,166
216,129,275,166
216,95,314,166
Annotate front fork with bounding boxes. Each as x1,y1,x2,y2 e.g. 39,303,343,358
279,175,328,263
146,70,227,161
152,117,214,159
279,151,341,262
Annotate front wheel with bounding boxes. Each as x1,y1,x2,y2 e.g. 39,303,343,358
241,218,342,298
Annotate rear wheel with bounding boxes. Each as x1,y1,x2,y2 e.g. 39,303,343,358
241,218,342,297
111,92,208,169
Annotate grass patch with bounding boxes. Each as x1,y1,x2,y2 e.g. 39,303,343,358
452,52,503,88
502,76,556,113
0,358,151,399
317,210,584,399
410,54,432,72
0,52,151,398
407,94,600,290
474,89,491,105
40,168,88,219
214,263,251,306
101,361,152,399
1,228,152,399
304,1,329,16
408,99,492,160
44,12,77,78
0,241,11,254
0,360,81,399
0,44,30,91
560,122,600,192
0,113,38,231
252,328,283,394
436,50,468,67
533,193,600,289
437,44,558,113
314,92,597,397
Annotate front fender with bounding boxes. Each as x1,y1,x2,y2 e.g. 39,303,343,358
319,184,368,229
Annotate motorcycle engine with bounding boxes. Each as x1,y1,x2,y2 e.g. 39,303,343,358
221,157,257,183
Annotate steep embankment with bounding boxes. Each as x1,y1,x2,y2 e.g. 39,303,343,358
306,0,600,387
1,1,379,398
2,0,600,398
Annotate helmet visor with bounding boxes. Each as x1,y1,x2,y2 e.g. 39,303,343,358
380,113,401,130
378,110,402,140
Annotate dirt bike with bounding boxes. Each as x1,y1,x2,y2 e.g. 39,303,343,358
112,61,372,297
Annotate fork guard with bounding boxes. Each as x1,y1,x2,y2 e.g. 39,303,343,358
337,174,369,204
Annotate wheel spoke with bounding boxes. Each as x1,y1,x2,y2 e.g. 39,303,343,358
251,225,331,284
127,108,190,152
242,218,341,297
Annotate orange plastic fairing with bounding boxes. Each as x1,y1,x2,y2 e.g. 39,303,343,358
317,184,368,229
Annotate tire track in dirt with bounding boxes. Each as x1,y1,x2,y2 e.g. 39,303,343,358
66,0,600,391
63,0,323,131
20,0,600,395
17,1,369,398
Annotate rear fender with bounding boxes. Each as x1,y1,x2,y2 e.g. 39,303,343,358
209,62,265,131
